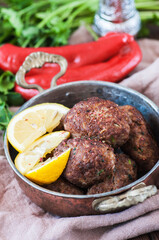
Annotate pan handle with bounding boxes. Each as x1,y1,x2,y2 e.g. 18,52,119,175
16,52,68,93
92,183,157,213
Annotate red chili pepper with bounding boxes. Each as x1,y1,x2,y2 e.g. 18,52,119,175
14,40,142,100
58,40,142,84
0,33,132,74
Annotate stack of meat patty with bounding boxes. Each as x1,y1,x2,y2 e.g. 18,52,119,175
47,97,159,195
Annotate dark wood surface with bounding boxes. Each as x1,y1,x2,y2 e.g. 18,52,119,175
132,231,159,240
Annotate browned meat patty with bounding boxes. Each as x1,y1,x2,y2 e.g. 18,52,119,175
113,153,137,189
87,153,137,194
64,97,131,147
45,178,84,195
87,175,114,194
54,137,116,188
120,105,159,172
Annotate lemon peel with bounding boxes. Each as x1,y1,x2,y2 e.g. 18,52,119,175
7,103,69,152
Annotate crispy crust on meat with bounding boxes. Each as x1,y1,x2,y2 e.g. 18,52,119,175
46,178,84,195
113,153,137,189
64,97,131,147
120,105,159,172
87,153,137,194
54,137,116,188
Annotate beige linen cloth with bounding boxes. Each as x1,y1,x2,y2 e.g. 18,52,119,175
1,30,159,240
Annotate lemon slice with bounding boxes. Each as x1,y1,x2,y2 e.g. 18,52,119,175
15,131,70,175
7,103,70,152
25,148,71,185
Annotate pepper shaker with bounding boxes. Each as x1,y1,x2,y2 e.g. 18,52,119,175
93,0,141,36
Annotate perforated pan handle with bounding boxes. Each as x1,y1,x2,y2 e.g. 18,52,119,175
16,52,68,93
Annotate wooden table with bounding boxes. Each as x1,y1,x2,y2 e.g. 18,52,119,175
132,231,159,239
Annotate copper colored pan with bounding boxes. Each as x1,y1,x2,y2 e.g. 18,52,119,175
4,52,159,217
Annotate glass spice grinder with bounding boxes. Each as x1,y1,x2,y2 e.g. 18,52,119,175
93,0,141,36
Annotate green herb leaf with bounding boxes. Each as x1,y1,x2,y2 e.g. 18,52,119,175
0,70,24,131
138,147,143,152
1,8,23,36
97,169,104,176
7,92,24,106
22,26,39,38
0,71,15,94
0,0,98,47
128,159,132,165
0,102,13,131
110,135,115,144
0,93,7,103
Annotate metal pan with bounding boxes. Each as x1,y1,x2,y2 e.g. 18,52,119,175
4,52,159,217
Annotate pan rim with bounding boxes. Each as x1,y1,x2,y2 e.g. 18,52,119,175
4,80,159,199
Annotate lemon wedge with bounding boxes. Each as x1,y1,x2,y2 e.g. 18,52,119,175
25,148,70,185
7,103,69,152
15,131,70,175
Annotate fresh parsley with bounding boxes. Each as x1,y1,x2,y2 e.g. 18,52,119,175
0,71,24,131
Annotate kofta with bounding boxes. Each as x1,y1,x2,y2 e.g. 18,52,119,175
46,178,84,195
64,97,131,147
46,98,159,195
87,153,137,194
120,105,159,172
54,137,116,188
